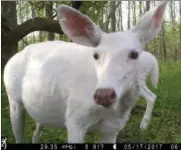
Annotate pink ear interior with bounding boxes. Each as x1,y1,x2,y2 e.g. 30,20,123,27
61,10,93,38
153,7,164,28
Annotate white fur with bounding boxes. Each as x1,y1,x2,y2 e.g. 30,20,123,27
3,2,166,143
138,51,159,129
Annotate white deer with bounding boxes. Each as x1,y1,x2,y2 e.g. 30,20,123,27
3,2,167,143
136,51,159,129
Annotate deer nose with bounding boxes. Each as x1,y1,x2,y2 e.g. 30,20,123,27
93,88,116,108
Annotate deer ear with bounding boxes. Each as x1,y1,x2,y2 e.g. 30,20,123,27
57,5,103,47
131,2,168,43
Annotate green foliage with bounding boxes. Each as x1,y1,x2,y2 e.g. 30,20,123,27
2,61,181,143
81,1,107,25
16,1,181,61
148,22,181,60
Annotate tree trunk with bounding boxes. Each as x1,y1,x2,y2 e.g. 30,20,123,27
1,1,17,71
45,2,54,41
19,2,25,50
145,1,150,51
132,1,136,25
170,2,174,24
139,1,142,17
102,1,121,32
117,3,120,31
39,31,44,42
111,1,116,32
145,1,150,12
127,1,131,29
120,1,123,31
152,1,157,56
104,3,109,32
170,2,177,60
159,35,163,61
31,3,36,43
162,23,167,60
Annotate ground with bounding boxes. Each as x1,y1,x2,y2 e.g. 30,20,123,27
1,61,181,143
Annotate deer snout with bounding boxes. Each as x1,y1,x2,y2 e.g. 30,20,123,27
93,88,116,108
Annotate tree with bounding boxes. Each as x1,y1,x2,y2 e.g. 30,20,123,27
1,1,83,70
145,1,150,51
132,1,136,25
169,1,177,60
145,1,150,12
1,1,180,69
102,1,120,32
119,1,123,31
162,22,167,60
111,1,116,32
127,1,131,29
2,1,17,71
45,2,54,41
139,1,142,17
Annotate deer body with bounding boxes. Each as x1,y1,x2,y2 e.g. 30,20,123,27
4,41,158,142
4,41,136,143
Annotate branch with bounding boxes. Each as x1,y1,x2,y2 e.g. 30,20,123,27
2,2,83,49
28,1,45,10
2,17,63,50
1,1,84,69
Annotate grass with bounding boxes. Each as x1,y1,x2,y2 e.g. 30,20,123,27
1,61,181,143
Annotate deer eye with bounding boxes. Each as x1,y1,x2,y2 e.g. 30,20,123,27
93,52,99,60
129,51,139,59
